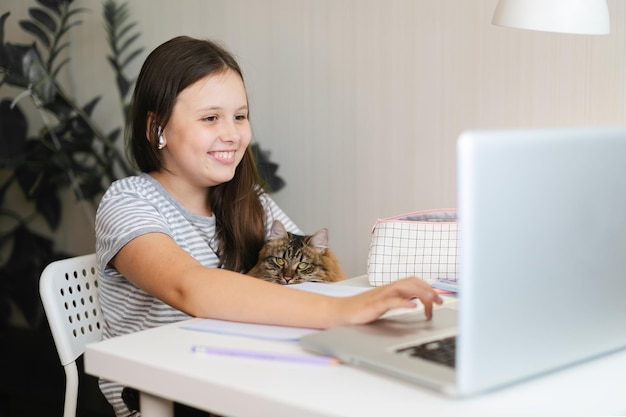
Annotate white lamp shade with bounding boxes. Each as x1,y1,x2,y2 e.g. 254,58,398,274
492,0,610,35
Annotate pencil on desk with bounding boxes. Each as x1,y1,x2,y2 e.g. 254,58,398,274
191,345,339,365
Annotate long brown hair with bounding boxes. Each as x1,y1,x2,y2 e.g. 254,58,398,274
129,36,265,272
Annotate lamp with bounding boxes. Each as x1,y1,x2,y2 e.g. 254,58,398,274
492,0,610,35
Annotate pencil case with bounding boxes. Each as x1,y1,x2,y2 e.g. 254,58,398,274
367,209,459,286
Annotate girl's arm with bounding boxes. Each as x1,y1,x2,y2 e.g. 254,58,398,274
112,232,442,329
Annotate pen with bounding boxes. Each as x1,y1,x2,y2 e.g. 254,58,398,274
191,345,339,365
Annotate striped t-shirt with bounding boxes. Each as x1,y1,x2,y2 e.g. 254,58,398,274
95,173,300,416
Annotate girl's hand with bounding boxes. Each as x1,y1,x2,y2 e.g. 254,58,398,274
329,277,443,327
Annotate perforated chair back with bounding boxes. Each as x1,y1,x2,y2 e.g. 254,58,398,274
39,253,103,417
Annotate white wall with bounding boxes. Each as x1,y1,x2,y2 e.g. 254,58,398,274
3,0,626,276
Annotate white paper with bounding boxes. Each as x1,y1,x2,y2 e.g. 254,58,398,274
181,318,317,341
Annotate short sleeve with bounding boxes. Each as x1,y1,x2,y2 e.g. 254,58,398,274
95,179,172,271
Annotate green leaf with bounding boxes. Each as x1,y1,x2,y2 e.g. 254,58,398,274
0,99,28,164
48,40,69,66
116,72,131,98
108,127,121,143
252,143,286,193
106,55,120,71
51,56,69,79
119,32,140,54
111,2,130,22
77,172,103,200
29,7,57,33
14,139,58,199
117,22,135,40
35,0,63,17
121,47,142,68
0,12,10,45
35,181,62,229
43,93,72,119
57,20,81,39
19,20,50,48
7,42,58,103
0,43,37,84
82,96,101,116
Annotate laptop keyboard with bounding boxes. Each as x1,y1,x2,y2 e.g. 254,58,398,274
396,336,456,368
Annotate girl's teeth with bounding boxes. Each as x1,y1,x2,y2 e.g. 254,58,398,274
214,151,234,159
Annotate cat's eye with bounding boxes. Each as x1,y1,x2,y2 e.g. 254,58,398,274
297,262,310,270
272,257,285,267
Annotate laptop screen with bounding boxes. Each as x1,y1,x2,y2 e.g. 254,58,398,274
456,126,626,394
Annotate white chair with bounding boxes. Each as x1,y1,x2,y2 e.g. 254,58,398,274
39,253,104,417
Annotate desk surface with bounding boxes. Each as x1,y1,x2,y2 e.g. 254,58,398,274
85,278,626,417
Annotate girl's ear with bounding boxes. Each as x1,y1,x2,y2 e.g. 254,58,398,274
146,112,157,143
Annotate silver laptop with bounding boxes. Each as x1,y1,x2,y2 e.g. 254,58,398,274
300,126,626,397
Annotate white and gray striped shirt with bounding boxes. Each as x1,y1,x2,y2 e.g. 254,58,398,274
95,173,300,416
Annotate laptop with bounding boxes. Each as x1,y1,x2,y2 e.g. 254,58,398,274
300,126,626,397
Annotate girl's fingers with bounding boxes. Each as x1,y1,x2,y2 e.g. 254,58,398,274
390,278,443,320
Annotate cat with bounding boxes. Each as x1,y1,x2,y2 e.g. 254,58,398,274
247,220,347,284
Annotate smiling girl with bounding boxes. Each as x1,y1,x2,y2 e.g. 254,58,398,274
95,36,441,417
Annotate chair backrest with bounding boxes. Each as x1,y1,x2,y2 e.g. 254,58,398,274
39,253,103,367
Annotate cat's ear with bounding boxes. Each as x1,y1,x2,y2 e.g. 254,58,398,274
307,228,329,253
268,220,288,240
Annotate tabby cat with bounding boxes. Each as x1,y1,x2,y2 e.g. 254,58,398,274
247,220,347,284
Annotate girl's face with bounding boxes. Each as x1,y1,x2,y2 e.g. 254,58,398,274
159,69,251,189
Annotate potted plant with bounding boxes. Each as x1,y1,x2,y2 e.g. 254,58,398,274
0,0,141,333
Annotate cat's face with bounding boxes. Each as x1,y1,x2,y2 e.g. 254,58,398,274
248,220,331,285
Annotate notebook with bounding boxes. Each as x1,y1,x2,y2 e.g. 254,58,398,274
300,126,626,397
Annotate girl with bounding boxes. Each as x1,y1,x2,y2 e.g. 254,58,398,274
95,36,442,417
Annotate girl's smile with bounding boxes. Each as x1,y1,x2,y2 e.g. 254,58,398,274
209,150,237,164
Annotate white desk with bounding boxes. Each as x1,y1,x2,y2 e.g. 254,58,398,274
85,278,626,417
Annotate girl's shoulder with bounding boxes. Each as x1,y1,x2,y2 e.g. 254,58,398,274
102,173,164,201
107,173,154,192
